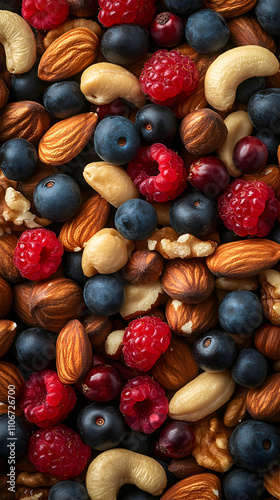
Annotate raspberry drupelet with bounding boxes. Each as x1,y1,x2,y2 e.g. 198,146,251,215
21,0,70,30
98,0,156,27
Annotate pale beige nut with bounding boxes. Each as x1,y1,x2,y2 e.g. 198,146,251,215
223,387,249,427
83,161,140,207
260,269,280,325
43,18,102,51
120,281,166,321
105,330,125,359
86,449,167,500
205,46,279,111
147,227,218,259
215,276,259,291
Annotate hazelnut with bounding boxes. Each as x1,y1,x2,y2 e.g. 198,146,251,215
180,108,228,155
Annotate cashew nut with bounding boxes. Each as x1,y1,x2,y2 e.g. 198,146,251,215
217,110,253,177
86,449,167,500
205,45,280,111
80,62,146,108
0,10,37,74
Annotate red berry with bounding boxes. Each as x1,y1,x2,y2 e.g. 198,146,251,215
28,424,91,479
119,375,169,433
150,12,185,48
94,98,130,121
188,156,230,198
98,0,156,28
22,0,70,30
122,316,172,371
82,364,123,402
218,179,279,237
127,143,188,202
140,49,199,107
154,420,195,458
20,369,76,427
13,228,64,281
233,136,268,174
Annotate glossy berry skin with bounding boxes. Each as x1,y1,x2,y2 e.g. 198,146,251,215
101,24,149,65
94,116,141,165
114,199,158,240
255,129,280,163
43,81,87,119
135,104,178,147
218,290,263,336
21,0,70,30
255,0,280,35
11,65,46,102
49,481,90,500
63,251,89,286
150,12,184,48
164,0,203,16
231,348,268,388
82,364,123,402
185,9,230,54
187,156,230,198
229,420,280,472
33,174,81,223
236,76,266,104
0,414,29,459
169,191,218,238
233,136,268,174
118,484,161,500
98,0,156,28
83,274,125,316
65,135,100,188
77,403,126,451
154,421,195,459
14,327,56,372
95,98,130,121
248,89,280,135
222,468,264,500
193,330,237,372
0,138,37,181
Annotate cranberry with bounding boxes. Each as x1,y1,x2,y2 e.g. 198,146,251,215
154,420,196,458
82,364,123,402
233,136,268,174
188,155,230,198
150,11,184,47
94,98,130,120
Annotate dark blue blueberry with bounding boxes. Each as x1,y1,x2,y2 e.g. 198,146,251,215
120,430,155,455
268,221,280,244
185,9,230,54
135,104,178,147
118,484,161,500
0,138,38,181
33,174,82,222
114,199,158,240
10,65,46,102
255,0,280,35
49,481,90,500
0,414,29,459
43,81,87,119
94,116,141,165
65,134,101,188
248,88,280,135
255,129,280,163
231,348,268,388
77,403,126,451
193,330,237,372
63,251,89,286
169,191,218,238
101,24,149,66
236,77,266,104
218,290,263,336
229,420,280,473
83,273,125,316
223,467,264,500
14,327,56,372
164,0,203,16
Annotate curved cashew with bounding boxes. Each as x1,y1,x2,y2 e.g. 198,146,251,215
80,62,146,108
0,10,37,74
86,449,167,500
205,45,279,111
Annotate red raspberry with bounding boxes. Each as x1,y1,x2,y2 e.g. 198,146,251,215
28,424,91,479
98,0,156,28
20,370,76,428
122,316,171,371
119,375,169,434
22,0,70,30
127,143,188,202
13,228,64,281
218,179,279,237
140,49,199,107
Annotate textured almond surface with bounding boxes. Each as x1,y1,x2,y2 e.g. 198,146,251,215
0,101,50,145
161,472,221,500
0,278,13,319
203,0,257,18
0,320,17,358
246,373,280,422
0,361,25,403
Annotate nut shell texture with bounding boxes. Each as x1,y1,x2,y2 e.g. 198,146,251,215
180,108,227,155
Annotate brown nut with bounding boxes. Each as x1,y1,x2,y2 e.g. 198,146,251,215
0,101,50,146
203,0,257,18
246,373,280,422
0,278,13,319
0,361,25,403
260,269,280,325
242,165,280,199
42,19,102,50
223,387,249,427
254,323,280,359
147,227,218,259
81,314,112,351
0,233,22,282
0,78,8,109
123,250,164,286
228,14,276,52
168,456,207,480
120,281,166,321
180,109,228,155
161,472,221,500
263,464,280,500
0,320,17,358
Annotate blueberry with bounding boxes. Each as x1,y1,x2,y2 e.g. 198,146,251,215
94,116,141,165
118,484,161,500
10,65,46,102
43,81,87,119
77,403,126,451
255,0,280,35
268,221,280,244
120,430,155,455
255,129,280,163
65,134,101,188
114,199,158,240
163,0,203,16
236,76,266,104
33,174,82,222
218,290,263,336
0,414,29,459
49,481,90,500
63,251,89,286
185,9,230,54
222,468,264,500
101,24,149,66
229,420,280,472
0,138,38,181
193,330,237,372
169,191,218,238
135,104,178,147
248,88,280,135
83,273,125,316
231,348,268,388
14,327,56,371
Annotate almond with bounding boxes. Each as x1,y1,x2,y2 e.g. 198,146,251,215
0,233,22,282
0,78,8,109
123,250,164,286
0,320,17,358
242,165,280,198
254,323,280,359
82,314,113,351
246,373,280,422
203,0,257,18
38,28,99,81
161,472,221,500
0,278,13,319
56,319,92,385
263,464,280,499
0,361,25,403
0,101,50,146
228,15,276,53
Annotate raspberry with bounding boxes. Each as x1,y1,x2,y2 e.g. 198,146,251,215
119,375,169,434
20,370,76,428
13,228,64,281
98,0,156,28
22,0,70,30
140,49,199,107
122,316,171,371
28,424,91,479
127,143,188,202
218,179,279,237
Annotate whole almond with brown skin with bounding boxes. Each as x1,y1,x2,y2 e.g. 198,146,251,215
0,233,22,282
0,78,8,109
180,108,228,155
38,112,98,165
0,402,23,417
242,165,280,199
0,320,17,358
254,323,280,359
56,319,92,384
13,281,37,328
0,278,13,319
161,472,221,500
203,0,257,18
263,465,280,500
123,250,164,286
0,361,25,403
38,28,99,81
246,373,280,422
81,314,113,351
0,101,50,146
168,456,207,480
206,239,280,278
228,15,276,52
